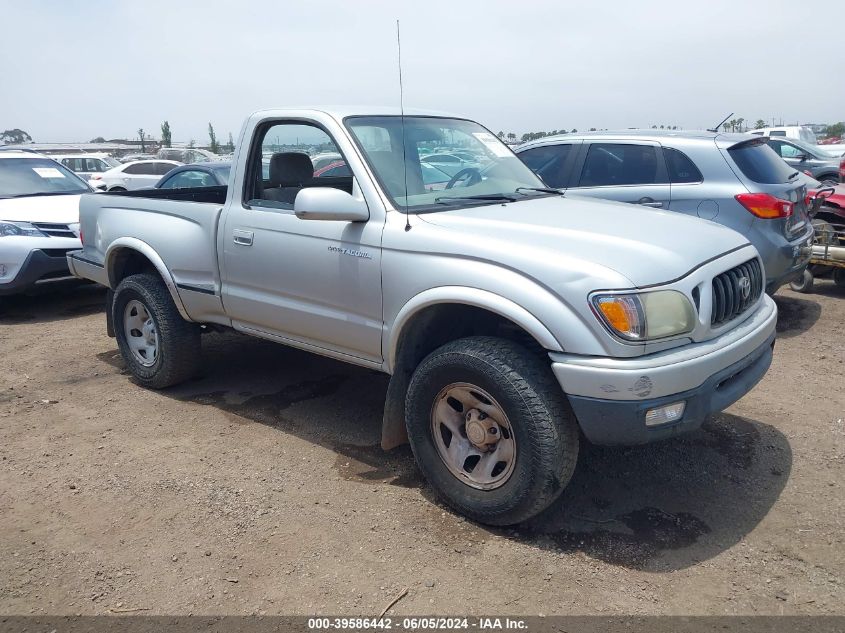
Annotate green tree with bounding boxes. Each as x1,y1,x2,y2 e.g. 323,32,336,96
754,119,766,129
1,128,32,144
589,127,597,131
507,132,516,142
825,122,844,138
735,117,745,132
570,128,577,133
138,128,146,152
161,121,172,148
89,136,106,143
208,123,219,154
497,131,505,139
226,132,235,153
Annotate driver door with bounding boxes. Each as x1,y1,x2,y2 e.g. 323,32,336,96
221,119,385,364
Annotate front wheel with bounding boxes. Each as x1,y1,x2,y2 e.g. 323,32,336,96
789,268,815,293
113,273,201,388
405,336,579,525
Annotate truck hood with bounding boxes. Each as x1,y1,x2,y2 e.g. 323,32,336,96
419,195,750,287
0,194,82,224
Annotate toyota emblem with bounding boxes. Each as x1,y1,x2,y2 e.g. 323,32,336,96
738,276,751,299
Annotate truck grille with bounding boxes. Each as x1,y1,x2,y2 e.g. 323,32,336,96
711,258,763,326
32,222,76,238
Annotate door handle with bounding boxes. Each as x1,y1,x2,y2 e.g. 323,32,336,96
233,229,254,246
637,197,663,208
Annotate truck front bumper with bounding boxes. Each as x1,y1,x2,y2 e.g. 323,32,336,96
550,295,778,445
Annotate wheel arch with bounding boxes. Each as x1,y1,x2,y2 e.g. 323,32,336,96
380,287,565,450
105,238,192,321
386,287,562,373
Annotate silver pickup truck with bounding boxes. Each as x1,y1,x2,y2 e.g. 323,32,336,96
68,108,778,525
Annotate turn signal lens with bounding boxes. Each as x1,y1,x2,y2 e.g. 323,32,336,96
594,296,645,340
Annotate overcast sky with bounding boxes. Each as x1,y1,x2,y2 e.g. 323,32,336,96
1,0,841,144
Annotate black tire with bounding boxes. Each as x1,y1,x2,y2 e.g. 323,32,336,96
789,268,814,293
833,268,845,288
109,186,127,192
405,336,578,525
113,273,201,388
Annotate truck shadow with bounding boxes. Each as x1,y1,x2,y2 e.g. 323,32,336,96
772,292,821,338
100,330,791,573
0,283,105,324
516,412,791,570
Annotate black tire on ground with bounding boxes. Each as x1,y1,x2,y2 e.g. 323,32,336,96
789,268,815,294
833,268,845,288
113,273,201,388
405,336,579,526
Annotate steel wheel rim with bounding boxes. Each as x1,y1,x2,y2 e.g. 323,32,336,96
123,299,158,367
430,382,517,490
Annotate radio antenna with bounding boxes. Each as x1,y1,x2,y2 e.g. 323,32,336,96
396,19,411,231
707,112,734,133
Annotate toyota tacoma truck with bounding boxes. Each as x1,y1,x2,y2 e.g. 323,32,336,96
67,108,777,525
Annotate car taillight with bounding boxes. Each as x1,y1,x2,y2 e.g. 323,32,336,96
735,193,793,219
79,229,84,244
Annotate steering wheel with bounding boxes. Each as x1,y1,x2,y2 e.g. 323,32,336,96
445,167,482,189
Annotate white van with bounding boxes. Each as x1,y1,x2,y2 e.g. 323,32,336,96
749,126,818,144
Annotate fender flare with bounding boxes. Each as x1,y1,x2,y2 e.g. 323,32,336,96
105,237,192,322
386,286,563,373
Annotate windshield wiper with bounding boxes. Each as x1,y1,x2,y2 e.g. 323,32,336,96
515,187,563,195
435,193,519,204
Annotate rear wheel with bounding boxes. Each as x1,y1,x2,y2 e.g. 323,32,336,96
405,336,578,525
833,268,845,288
113,273,201,388
789,268,815,293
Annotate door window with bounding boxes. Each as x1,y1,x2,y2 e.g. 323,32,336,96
123,163,154,175
768,140,802,159
245,121,350,211
578,143,664,187
153,162,177,175
518,144,573,188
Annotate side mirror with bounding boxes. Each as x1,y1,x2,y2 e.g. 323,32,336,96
796,153,809,161
294,187,369,222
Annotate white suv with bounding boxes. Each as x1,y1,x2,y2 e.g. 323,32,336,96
0,151,88,295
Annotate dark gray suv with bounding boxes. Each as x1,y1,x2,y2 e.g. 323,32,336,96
516,131,815,293
762,137,840,185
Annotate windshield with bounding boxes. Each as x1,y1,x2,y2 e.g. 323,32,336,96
0,157,91,198
345,116,548,211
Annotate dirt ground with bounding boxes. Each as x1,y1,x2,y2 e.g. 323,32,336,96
0,281,842,617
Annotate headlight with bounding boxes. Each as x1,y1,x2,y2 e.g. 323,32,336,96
0,221,48,238
592,290,696,341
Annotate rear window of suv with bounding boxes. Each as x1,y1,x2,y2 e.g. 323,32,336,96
727,139,796,184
